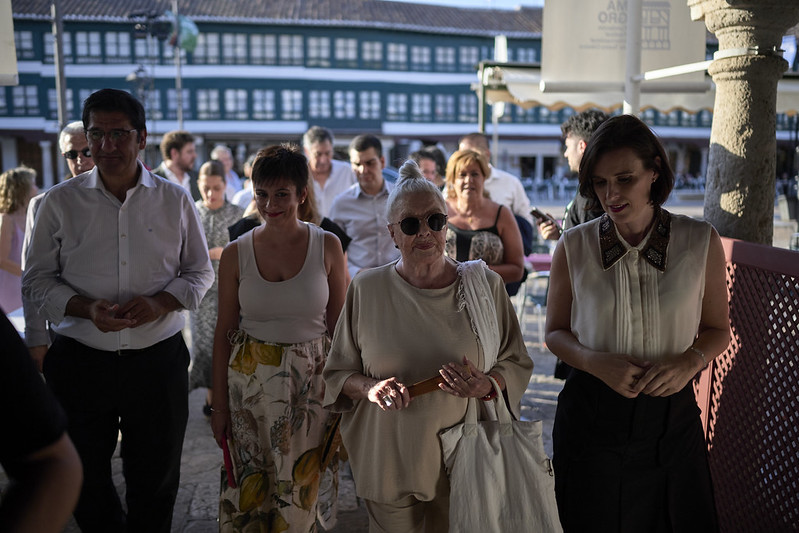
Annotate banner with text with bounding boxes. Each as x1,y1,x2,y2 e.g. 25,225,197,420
542,0,706,89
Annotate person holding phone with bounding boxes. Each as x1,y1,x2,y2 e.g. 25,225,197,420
538,110,609,241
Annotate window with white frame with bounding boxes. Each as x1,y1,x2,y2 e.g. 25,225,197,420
14,31,34,60
335,38,357,67
699,110,712,128
515,106,538,123
162,44,186,61
334,90,356,119
281,89,303,120
143,88,163,120
75,31,102,63
435,94,455,122
134,38,159,62
411,45,431,71
44,32,73,63
387,43,407,70
222,33,248,64
411,93,432,121
224,89,248,119
458,94,477,122
279,35,303,66
307,37,331,67
387,93,407,121
359,91,380,120
106,32,131,63
435,47,456,72
197,89,220,119
253,89,276,120
47,88,74,120
515,47,537,63
167,88,191,120
309,90,331,118
459,46,479,71
193,33,220,64
78,89,96,107
361,41,382,67
250,34,277,65
12,86,38,115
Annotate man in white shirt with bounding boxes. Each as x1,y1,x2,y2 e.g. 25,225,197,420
210,144,243,201
329,134,399,279
22,89,214,533
458,133,533,225
152,129,201,201
303,125,357,217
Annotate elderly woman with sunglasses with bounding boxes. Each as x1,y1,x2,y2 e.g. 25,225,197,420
323,160,533,532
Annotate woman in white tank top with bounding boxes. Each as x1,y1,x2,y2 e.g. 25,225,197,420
210,144,348,532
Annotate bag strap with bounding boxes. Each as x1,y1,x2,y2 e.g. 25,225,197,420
464,376,512,426
456,260,500,372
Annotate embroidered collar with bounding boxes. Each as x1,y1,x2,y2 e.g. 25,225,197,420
598,208,671,272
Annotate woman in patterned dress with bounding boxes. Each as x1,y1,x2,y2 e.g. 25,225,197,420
211,144,347,532
189,160,244,414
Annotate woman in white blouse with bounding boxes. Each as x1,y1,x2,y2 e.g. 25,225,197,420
545,115,729,532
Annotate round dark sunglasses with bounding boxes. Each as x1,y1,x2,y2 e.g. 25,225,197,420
393,213,448,235
63,148,92,160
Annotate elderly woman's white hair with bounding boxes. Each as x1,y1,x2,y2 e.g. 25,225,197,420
386,159,447,221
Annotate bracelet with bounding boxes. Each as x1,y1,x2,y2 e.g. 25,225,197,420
481,387,498,401
688,346,708,369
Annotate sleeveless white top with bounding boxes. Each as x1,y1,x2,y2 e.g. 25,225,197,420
563,210,712,363
237,223,329,343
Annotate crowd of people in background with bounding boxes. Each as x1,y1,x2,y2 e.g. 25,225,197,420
2,89,728,533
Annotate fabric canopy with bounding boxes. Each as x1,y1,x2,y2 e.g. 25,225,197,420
480,64,799,116
0,0,18,86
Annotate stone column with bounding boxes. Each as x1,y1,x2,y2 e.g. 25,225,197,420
689,0,799,244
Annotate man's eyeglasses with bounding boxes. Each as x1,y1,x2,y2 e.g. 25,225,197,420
63,147,92,160
86,129,137,143
392,213,448,236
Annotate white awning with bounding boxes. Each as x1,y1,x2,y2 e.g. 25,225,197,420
0,0,19,86
480,64,799,116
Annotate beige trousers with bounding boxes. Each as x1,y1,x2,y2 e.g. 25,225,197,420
364,477,450,533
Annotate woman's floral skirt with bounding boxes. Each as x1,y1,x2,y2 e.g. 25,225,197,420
219,330,338,532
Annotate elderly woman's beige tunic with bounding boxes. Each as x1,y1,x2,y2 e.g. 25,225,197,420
323,260,533,503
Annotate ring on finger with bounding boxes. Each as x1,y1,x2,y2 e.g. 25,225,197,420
381,395,393,407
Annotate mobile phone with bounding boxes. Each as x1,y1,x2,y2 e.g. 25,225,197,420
530,207,552,222
222,438,237,488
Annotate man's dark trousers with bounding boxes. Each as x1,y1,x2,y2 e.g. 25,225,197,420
44,332,189,533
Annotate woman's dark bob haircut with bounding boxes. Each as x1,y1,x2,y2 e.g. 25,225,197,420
251,143,309,193
578,114,674,211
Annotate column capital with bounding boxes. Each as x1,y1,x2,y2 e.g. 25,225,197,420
688,1,799,51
